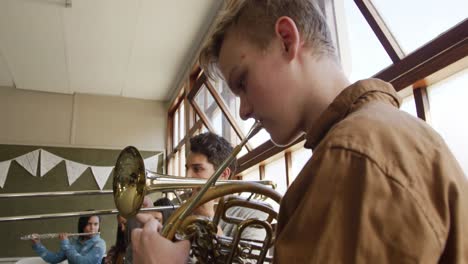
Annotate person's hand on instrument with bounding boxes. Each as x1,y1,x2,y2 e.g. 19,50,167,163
58,233,68,241
30,233,40,245
132,213,190,264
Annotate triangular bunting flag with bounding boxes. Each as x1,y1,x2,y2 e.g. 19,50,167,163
144,154,159,173
65,160,88,186
40,149,63,177
15,149,40,176
0,160,12,188
91,166,113,190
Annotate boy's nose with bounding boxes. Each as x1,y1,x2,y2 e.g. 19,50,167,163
239,96,253,120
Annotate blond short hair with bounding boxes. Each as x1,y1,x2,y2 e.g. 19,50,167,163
199,0,336,79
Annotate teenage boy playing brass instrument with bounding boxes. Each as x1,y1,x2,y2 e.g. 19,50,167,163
131,1,468,263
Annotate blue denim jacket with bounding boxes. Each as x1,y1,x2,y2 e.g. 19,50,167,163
32,235,106,264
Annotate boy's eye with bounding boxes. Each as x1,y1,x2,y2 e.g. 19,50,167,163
238,81,245,92
237,74,246,92
232,71,247,94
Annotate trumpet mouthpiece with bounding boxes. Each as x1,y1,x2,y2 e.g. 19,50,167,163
247,121,263,140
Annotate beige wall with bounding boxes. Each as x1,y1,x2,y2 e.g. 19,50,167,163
0,86,166,151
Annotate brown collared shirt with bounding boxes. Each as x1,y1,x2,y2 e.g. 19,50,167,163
274,79,468,263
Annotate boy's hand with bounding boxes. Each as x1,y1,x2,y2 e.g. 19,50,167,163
132,213,190,264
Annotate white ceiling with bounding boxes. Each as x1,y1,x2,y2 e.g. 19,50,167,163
0,0,221,101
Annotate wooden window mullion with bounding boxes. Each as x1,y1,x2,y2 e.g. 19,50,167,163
413,84,431,123
285,152,292,187
259,165,265,181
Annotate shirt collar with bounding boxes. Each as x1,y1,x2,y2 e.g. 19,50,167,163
304,78,401,150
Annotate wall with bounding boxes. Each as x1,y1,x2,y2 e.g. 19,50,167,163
0,87,166,151
0,144,162,258
0,87,168,258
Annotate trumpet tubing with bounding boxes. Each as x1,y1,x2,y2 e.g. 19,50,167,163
162,121,263,237
0,205,180,223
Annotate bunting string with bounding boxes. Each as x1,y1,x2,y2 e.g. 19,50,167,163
0,149,160,189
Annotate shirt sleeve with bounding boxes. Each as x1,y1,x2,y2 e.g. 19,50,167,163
61,239,106,264
236,208,268,241
276,147,442,263
220,206,269,241
32,243,67,264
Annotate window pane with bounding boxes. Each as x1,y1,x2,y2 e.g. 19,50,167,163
240,116,271,148
238,145,248,157
180,102,185,140
291,147,312,184
177,151,182,176
168,158,174,175
239,166,279,212
193,84,214,115
173,152,179,176
211,110,222,134
209,78,271,148
193,118,209,136
194,84,242,146
180,146,186,177
371,0,468,54
241,167,260,181
400,94,417,117
173,109,179,147
342,1,393,82
265,157,287,195
428,68,468,176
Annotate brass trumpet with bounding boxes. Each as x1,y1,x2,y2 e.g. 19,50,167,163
112,132,275,218
112,121,281,263
159,121,281,263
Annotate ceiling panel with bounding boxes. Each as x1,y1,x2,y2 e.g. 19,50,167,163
0,0,69,93
123,0,220,100
62,0,139,96
0,0,221,101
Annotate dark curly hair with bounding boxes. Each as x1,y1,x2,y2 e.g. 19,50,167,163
189,132,237,178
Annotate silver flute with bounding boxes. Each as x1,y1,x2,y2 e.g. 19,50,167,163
20,232,100,240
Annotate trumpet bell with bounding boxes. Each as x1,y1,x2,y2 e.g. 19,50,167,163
113,146,147,218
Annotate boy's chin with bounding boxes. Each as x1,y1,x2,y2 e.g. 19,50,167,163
270,131,304,147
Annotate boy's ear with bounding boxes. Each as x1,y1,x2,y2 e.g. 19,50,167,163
275,16,300,60
220,167,231,180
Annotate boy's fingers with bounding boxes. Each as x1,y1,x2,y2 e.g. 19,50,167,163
136,213,155,225
136,212,163,233
142,217,162,234
131,228,142,244
133,213,162,239
142,196,153,208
